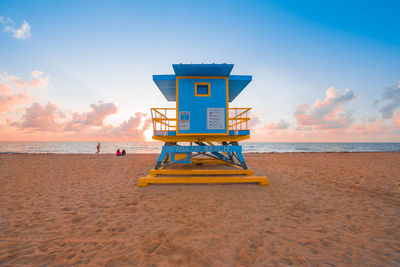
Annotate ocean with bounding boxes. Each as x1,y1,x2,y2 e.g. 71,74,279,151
0,142,399,154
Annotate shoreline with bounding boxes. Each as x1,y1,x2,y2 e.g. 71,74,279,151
1,151,400,155
1,142,399,155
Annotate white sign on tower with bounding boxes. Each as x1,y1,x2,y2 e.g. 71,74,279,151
207,107,225,130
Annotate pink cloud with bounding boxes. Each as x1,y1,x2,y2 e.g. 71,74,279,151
109,112,151,140
11,102,65,132
65,101,118,130
353,119,388,135
0,71,50,114
0,83,31,113
6,101,150,141
86,102,117,126
393,111,400,128
29,70,50,89
251,87,399,142
265,119,289,130
352,108,400,135
350,116,400,141
294,87,355,130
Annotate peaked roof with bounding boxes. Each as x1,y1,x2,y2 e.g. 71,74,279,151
153,64,251,102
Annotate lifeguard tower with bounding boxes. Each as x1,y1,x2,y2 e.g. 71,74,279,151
138,63,269,186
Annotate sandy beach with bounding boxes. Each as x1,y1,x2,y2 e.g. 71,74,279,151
0,152,399,266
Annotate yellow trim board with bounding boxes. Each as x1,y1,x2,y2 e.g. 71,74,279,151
138,175,269,187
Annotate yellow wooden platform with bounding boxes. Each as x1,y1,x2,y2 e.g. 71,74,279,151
138,168,269,187
152,135,250,142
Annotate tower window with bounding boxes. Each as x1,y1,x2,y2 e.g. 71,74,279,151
195,83,210,96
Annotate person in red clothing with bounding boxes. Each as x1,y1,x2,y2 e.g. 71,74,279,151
96,143,101,154
116,148,121,156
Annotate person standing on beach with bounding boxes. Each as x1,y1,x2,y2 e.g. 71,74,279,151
97,143,101,154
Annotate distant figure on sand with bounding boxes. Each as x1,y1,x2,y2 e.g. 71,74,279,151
96,143,101,154
121,149,126,156
116,149,121,156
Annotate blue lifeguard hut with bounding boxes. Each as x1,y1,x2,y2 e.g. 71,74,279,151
138,63,269,186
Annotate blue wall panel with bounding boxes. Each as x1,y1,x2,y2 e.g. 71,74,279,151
178,78,227,134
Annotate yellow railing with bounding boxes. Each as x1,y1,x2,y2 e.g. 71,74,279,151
151,107,251,135
229,108,251,131
151,108,177,134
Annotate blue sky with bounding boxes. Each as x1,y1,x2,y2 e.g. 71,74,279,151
1,0,399,141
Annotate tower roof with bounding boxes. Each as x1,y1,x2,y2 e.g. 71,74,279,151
173,63,233,76
153,64,252,102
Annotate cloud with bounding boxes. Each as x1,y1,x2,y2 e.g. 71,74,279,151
0,71,50,113
377,82,400,119
30,70,50,89
0,69,150,141
294,87,356,130
12,101,118,133
0,82,31,113
251,86,400,142
248,109,262,128
2,19,31,39
393,111,400,128
12,102,65,131
0,16,14,25
8,101,150,141
66,101,118,130
353,118,388,135
109,112,152,139
86,102,118,126
265,119,289,130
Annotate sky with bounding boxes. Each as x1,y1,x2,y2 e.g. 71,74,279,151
0,0,399,142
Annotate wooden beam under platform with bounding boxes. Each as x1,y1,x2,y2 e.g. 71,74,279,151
138,175,269,187
149,168,254,176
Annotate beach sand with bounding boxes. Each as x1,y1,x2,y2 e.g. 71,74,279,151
0,152,399,266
